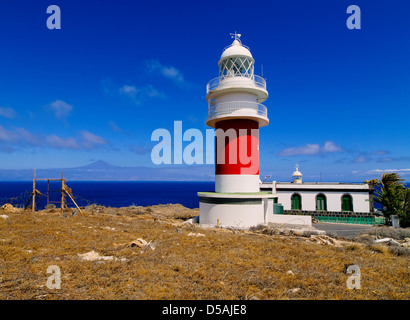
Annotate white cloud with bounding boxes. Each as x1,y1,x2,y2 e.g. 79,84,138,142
278,141,342,157
354,155,371,163
0,125,18,142
0,107,17,119
144,85,166,98
145,59,186,86
119,84,166,104
0,126,41,146
372,149,390,155
46,134,79,149
129,144,151,155
109,121,123,133
119,85,138,97
352,168,410,177
14,127,41,146
367,168,410,174
47,100,73,119
45,131,107,150
322,141,342,153
0,124,108,153
278,144,320,157
80,130,107,149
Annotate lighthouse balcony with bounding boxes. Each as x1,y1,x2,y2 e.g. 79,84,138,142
206,75,267,98
206,101,269,128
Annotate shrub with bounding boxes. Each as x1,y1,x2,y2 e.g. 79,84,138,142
388,246,410,257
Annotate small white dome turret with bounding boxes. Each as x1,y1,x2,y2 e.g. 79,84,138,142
292,165,303,184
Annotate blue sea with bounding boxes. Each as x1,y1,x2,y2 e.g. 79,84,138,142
0,181,215,209
1,181,408,211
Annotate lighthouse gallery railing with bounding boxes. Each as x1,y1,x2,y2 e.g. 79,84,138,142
208,101,267,119
206,75,266,94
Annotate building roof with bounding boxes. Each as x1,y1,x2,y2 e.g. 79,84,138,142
261,182,372,192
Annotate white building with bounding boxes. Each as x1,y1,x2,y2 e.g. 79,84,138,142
260,166,381,225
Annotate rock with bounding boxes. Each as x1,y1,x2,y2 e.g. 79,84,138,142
129,238,156,251
311,235,342,246
149,241,158,251
0,215,9,219
183,215,200,225
279,229,291,236
375,238,401,246
78,251,114,261
375,238,391,243
1,203,17,213
130,238,149,248
288,288,301,294
187,232,205,237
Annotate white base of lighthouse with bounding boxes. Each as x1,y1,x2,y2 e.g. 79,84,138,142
198,192,276,229
215,175,260,193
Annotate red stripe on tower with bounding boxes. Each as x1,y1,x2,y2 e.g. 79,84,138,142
215,119,259,176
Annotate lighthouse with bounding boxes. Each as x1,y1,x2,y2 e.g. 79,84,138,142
198,33,277,228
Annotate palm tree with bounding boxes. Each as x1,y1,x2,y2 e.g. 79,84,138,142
374,172,408,226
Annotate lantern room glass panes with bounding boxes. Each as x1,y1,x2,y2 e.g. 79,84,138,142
219,57,254,79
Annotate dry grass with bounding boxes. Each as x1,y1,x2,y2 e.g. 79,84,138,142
0,204,409,300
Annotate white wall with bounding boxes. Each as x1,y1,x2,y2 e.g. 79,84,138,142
277,190,370,213
215,174,260,193
215,91,257,103
267,214,312,227
199,202,265,228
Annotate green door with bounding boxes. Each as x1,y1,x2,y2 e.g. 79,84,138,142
342,195,353,211
291,194,301,210
316,194,327,211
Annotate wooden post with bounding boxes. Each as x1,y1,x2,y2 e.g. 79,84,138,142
60,172,64,214
32,169,36,213
47,179,50,207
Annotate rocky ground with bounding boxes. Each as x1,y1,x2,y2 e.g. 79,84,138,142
0,203,409,300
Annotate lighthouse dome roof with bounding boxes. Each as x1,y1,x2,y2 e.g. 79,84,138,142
220,39,254,61
292,167,302,176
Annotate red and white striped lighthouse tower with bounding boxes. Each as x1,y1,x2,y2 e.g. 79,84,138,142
198,33,276,228
207,32,269,193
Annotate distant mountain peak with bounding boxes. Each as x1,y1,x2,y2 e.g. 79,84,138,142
81,160,116,170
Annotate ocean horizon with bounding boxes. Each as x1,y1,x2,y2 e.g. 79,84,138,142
1,181,408,211
0,181,215,210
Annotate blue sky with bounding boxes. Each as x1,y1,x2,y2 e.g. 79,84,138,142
0,0,409,182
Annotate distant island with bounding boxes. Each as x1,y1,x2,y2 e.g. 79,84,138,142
0,160,214,181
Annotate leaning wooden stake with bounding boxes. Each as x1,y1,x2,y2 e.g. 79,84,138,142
62,181,83,215
60,172,65,214
32,169,36,213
